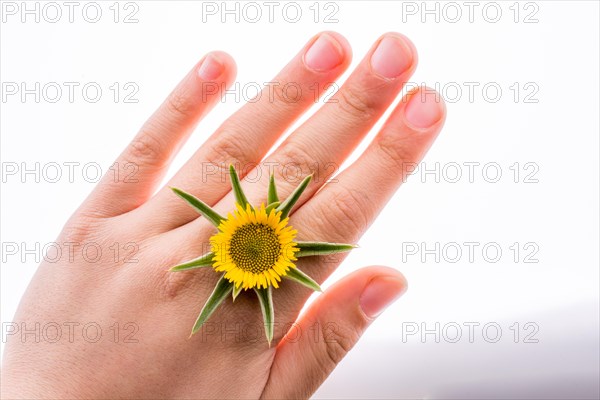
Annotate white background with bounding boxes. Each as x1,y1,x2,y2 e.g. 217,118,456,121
1,1,599,399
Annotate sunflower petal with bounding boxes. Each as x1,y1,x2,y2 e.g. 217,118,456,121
254,286,274,346
232,283,243,301
229,164,250,207
170,252,215,271
268,173,279,204
285,267,322,292
276,174,312,219
171,187,224,227
295,241,357,257
191,275,233,336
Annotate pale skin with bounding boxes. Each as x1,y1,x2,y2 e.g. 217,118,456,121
2,32,446,399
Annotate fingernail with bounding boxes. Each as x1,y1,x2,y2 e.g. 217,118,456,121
304,34,344,72
370,36,413,79
198,54,224,81
359,276,406,318
405,90,444,129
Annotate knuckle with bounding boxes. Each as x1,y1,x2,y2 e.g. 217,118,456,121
147,245,214,301
327,188,371,238
275,141,317,180
57,214,109,255
334,189,368,232
376,132,416,168
157,267,215,301
337,84,377,121
321,322,359,367
59,218,98,243
205,130,251,167
270,81,302,106
127,133,166,167
165,91,195,118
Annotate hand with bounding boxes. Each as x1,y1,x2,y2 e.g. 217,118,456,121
2,31,446,399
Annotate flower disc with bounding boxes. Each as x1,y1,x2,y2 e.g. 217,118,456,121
210,203,298,289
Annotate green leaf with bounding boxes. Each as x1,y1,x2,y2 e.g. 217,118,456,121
285,267,321,292
191,275,233,336
171,187,224,227
232,284,243,301
170,252,214,272
229,164,249,208
254,286,274,346
265,201,280,214
268,173,279,204
295,241,357,258
276,174,312,219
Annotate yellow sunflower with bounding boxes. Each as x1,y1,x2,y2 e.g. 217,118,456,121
170,165,355,343
211,203,298,290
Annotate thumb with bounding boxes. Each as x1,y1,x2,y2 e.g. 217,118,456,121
260,266,407,399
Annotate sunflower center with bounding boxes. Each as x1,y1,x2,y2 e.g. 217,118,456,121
229,223,281,274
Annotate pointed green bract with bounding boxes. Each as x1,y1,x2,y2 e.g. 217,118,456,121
265,201,280,214
229,165,249,207
276,174,312,219
191,275,233,335
170,252,214,271
268,173,279,204
254,286,274,346
295,241,357,257
171,187,224,227
285,267,322,292
232,284,242,301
